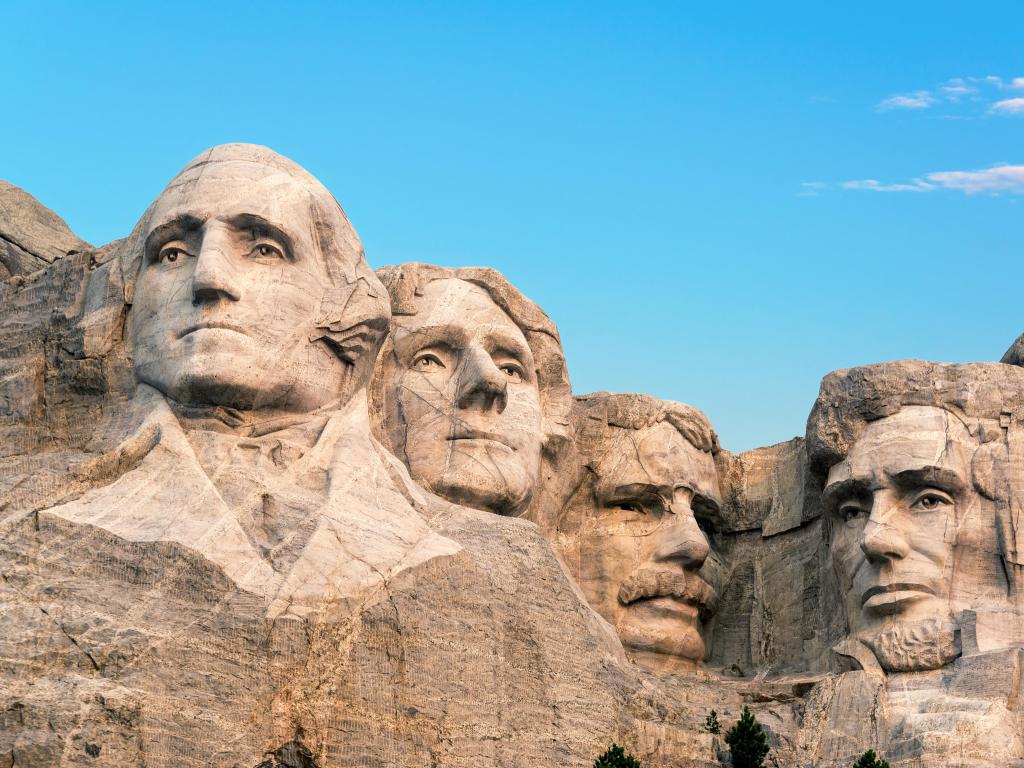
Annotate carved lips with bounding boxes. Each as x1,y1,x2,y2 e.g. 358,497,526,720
177,321,249,339
447,425,517,451
861,582,936,613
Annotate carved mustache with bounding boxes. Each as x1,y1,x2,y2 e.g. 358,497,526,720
618,569,718,615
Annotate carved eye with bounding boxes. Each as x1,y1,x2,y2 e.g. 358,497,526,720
250,242,285,260
413,353,445,371
615,501,647,516
839,504,863,523
499,363,524,382
913,491,953,511
158,245,189,264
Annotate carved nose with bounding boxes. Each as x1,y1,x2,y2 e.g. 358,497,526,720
860,513,910,562
192,230,241,304
456,347,507,413
653,497,709,569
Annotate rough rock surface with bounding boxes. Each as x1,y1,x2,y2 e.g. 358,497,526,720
0,180,91,279
2,148,1023,767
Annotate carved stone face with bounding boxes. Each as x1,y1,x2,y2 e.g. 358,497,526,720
385,278,544,514
127,161,347,413
824,406,975,664
573,421,723,670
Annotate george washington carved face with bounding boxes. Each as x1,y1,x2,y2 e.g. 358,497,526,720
125,146,384,414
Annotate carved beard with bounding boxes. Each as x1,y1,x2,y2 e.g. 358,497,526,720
861,616,961,673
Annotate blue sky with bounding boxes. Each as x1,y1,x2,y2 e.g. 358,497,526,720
2,1,1021,452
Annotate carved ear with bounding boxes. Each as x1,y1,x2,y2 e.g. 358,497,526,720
310,276,391,366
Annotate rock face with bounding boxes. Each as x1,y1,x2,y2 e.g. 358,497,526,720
2,146,1023,767
0,180,90,278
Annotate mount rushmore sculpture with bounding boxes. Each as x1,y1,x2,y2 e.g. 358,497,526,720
2,145,1023,767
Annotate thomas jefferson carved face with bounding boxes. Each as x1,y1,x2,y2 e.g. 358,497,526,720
384,278,544,515
127,160,349,413
824,406,975,670
571,420,724,670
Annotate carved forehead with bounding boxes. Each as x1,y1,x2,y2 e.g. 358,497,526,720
149,160,316,232
395,278,531,350
593,423,720,500
122,144,372,299
827,405,973,486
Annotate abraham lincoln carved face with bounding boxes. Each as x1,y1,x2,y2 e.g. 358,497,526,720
823,406,974,671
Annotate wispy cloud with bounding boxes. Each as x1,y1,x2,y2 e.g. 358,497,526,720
834,164,1024,195
992,97,1024,114
877,91,936,110
840,179,933,192
875,75,1024,115
939,77,976,100
798,181,826,197
926,165,1024,194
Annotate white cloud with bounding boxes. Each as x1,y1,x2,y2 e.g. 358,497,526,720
877,91,936,110
992,97,1024,114
941,78,976,99
926,165,1024,194
840,179,933,192
840,164,1024,195
798,181,826,197
875,76,1024,114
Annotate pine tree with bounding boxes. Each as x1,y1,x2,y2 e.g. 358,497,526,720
852,749,891,768
704,710,721,734
593,743,642,768
724,706,770,768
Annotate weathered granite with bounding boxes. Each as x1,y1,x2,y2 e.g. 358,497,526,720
0,180,90,279
2,147,1023,767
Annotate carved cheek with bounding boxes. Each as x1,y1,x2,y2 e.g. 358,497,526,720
831,530,864,587
398,370,459,427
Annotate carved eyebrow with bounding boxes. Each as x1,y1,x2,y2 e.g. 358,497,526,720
143,214,205,261
602,483,669,506
890,467,966,494
395,324,469,358
484,330,533,367
223,213,295,260
612,482,667,497
822,478,871,511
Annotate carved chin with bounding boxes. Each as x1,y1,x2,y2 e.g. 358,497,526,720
410,449,535,515
137,356,293,411
431,469,532,516
862,616,961,673
618,613,706,664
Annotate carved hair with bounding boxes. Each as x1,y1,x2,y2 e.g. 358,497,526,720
807,360,1024,601
572,391,719,457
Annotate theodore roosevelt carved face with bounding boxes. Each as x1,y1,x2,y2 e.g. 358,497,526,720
558,394,725,671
